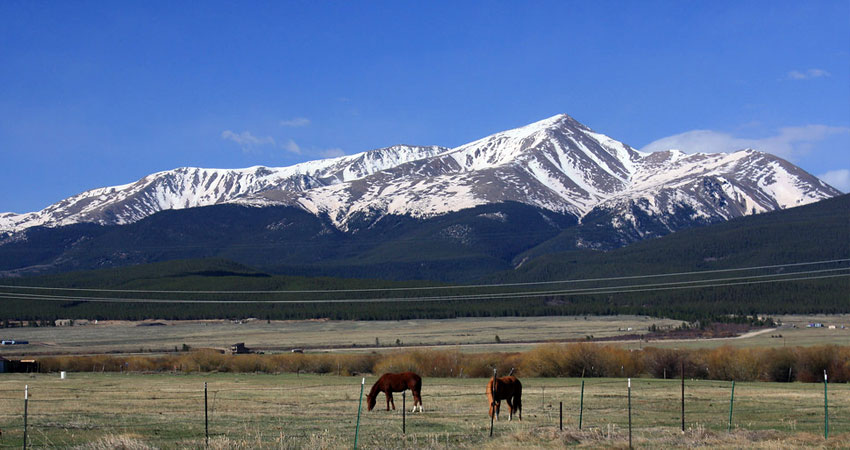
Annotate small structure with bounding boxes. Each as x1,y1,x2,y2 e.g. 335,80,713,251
1,358,38,373
230,343,251,355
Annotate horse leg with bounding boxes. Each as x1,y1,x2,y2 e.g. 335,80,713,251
389,392,396,410
506,398,514,421
411,390,421,413
494,400,501,420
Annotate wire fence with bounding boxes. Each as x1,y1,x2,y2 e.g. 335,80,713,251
0,374,846,448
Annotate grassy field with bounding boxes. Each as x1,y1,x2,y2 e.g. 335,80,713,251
0,372,846,449
619,314,850,351
0,315,685,356
1,314,849,358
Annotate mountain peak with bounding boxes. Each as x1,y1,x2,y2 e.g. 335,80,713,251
0,114,840,235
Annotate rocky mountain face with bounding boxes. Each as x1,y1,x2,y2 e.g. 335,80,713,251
0,114,840,250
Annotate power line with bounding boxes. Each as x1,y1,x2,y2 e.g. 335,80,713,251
0,272,846,304
1,258,847,295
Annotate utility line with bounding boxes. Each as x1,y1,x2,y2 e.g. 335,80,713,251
1,267,844,301
0,258,847,294
0,272,846,304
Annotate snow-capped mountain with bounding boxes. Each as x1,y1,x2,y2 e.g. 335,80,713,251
0,114,840,241
0,144,447,232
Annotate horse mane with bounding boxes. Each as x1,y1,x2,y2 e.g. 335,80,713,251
367,377,383,399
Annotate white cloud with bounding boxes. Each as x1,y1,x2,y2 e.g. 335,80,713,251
221,130,275,152
641,125,850,160
319,148,345,158
787,68,831,80
819,169,850,193
280,139,343,158
283,139,302,154
280,117,311,127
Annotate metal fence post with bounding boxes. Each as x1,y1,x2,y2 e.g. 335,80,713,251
355,377,365,449
23,384,29,450
681,361,685,432
727,381,735,432
629,378,632,449
402,390,406,435
824,370,829,440
204,382,209,447
579,379,585,430
559,401,563,431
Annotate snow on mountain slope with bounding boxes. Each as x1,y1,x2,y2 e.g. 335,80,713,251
0,145,446,232
0,114,841,239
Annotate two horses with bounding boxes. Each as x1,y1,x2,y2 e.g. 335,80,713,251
366,371,522,421
487,375,522,421
366,371,424,412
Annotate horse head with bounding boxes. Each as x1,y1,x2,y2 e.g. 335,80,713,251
365,393,376,411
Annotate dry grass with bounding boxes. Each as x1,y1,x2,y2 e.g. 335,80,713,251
0,373,846,448
0,315,683,356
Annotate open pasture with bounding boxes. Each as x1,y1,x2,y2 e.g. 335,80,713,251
0,315,684,356
2,315,849,357
0,372,847,449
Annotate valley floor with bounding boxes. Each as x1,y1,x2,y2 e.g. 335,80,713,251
1,314,848,357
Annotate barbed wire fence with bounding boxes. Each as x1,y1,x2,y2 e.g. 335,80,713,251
0,375,846,448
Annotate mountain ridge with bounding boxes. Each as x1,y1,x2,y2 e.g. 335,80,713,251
0,114,840,247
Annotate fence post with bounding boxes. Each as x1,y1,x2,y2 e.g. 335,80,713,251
355,377,365,449
681,361,685,432
23,384,28,450
204,382,209,447
579,379,585,430
824,370,828,440
727,381,735,432
629,378,632,449
402,390,406,435
559,401,563,431
542,386,545,412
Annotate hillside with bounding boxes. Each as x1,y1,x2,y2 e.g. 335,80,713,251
1,195,847,322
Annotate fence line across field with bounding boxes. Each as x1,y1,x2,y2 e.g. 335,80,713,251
0,376,845,448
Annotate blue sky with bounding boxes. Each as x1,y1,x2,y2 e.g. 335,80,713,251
1,1,848,213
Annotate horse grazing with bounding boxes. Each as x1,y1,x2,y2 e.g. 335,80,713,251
487,376,522,421
366,372,423,412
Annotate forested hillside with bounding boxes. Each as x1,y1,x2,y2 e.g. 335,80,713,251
1,195,847,323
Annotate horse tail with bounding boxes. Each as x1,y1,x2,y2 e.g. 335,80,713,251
413,373,422,392
413,373,423,409
514,379,522,420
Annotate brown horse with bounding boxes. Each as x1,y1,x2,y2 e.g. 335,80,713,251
487,376,522,421
366,372,423,412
